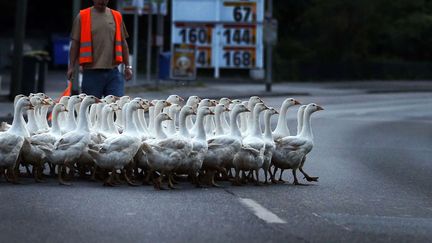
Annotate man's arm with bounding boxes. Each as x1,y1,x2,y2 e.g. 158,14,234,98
66,39,80,81
122,40,132,81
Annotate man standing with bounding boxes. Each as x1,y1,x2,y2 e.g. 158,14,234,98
67,0,132,98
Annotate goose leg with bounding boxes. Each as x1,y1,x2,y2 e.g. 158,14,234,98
167,172,179,189
278,169,286,183
271,166,278,184
232,168,242,186
254,169,262,186
33,164,44,183
210,170,222,188
103,169,115,187
6,165,20,184
153,172,166,190
122,169,139,186
292,169,306,186
58,165,71,186
299,157,318,182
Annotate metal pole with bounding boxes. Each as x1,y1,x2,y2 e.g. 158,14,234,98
265,0,273,92
155,0,164,88
132,10,139,85
71,0,81,95
146,6,153,82
10,0,28,100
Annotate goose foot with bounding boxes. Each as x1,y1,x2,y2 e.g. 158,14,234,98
153,176,166,190
6,166,20,184
293,181,308,186
123,170,139,186
58,165,72,186
304,176,319,182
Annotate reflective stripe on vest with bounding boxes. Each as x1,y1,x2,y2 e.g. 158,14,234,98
79,8,123,65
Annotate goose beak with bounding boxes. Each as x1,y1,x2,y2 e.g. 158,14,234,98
294,100,301,105
165,101,172,106
64,108,69,112
95,98,101,103
114,96,120,101
149,103,154,107
275,110,279,114
246,108,251,112
192,111,197,115
28,104,34,110
209,111,215,115
226,108,231,112
179,96,184,102
316,105,324,111
41,99,50,105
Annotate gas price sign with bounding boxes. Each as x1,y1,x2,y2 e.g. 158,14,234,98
172,0,263,74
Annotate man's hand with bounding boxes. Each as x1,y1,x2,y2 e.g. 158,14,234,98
124,68,132,81
66,66,74,81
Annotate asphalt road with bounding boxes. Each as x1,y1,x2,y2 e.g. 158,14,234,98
0,91,431,242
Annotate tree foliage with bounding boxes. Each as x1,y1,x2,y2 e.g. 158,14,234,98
274,0,432,62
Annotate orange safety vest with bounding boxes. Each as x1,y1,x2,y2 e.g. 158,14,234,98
79,7,123,65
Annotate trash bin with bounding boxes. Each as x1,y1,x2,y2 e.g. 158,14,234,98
52,36,70,66
159,52,171,80
21,51,51,95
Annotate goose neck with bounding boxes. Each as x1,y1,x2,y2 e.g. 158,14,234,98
299,111,313,139
251,108,263,137
264,112,273,140
9,103,29,137
195,112,207,141
229,109,242,138
215,110,224,135
179,110,190,138
155,116,167,139
51,108,62,135
76,101,91,132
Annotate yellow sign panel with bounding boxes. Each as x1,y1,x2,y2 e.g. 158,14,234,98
170,44,197,80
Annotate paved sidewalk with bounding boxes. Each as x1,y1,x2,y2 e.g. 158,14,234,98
0,69,431,119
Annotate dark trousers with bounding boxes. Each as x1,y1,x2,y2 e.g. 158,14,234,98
82,68,125,98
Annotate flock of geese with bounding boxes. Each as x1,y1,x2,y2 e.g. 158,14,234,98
0,93,323,189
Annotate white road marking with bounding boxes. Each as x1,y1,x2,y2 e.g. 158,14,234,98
239,198,286,224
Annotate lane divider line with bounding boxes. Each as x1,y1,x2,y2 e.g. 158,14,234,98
239,198,286,224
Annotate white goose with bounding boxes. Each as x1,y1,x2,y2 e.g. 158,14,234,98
61,95,82,134
202,103,250,187
185,96,201,129
0,97,33,183
262,107,278,184
88,99,144,186
0,94,27,132
141,112,193,189
272,104,306,183
175,106,214,187
232,103,268,185
47,95,99,185
271,103,323,185
272,98,301,140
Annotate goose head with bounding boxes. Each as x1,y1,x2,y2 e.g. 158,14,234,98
156,112,172,123
103,95,118,104
18,96,34,110
59,96,70,106
186,96,201,108
265,107,278,116
282,98,301,108
180,105,196,117
233,103,250,113
305,103,324,114
14,94,27,106
166,94,184,105
169,103,182,114
197,106,215,116
248,96,263,109
54,103,68,113
254,103,269,113
219,97,232,107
